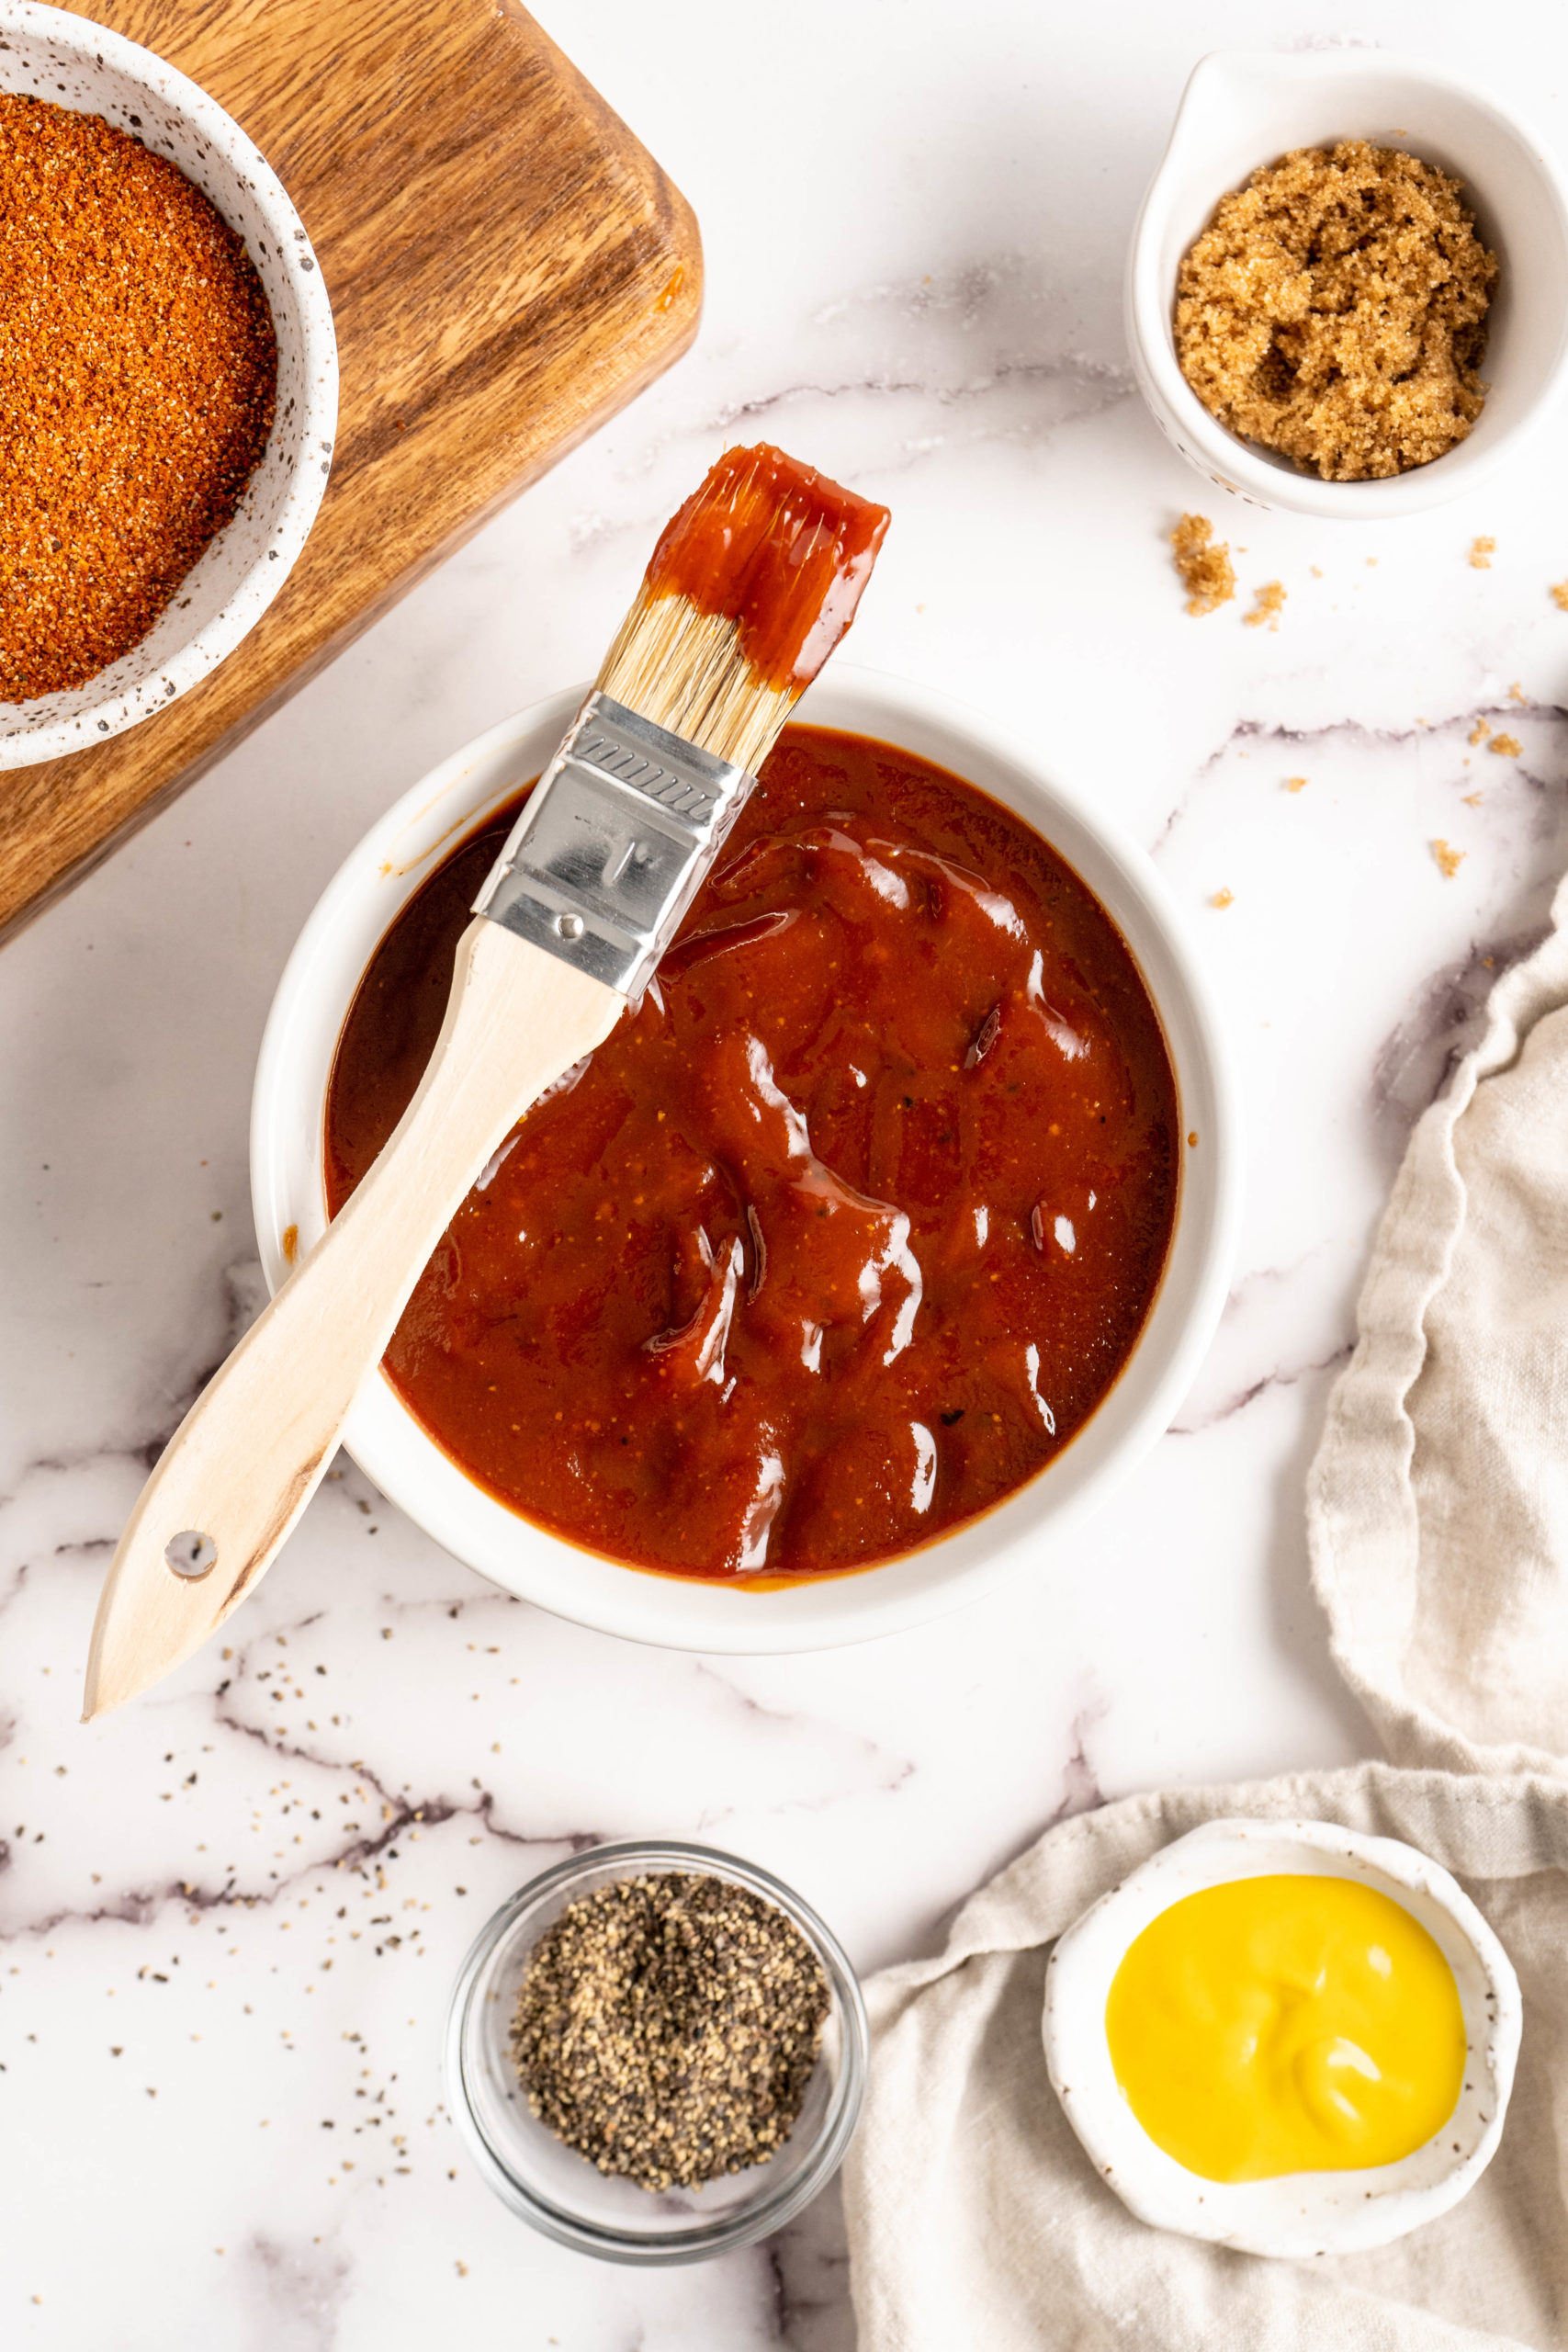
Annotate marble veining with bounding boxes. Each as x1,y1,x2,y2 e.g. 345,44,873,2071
6,0,1568,2341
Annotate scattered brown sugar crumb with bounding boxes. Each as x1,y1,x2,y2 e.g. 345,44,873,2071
1471,536,1495,570
1244,581,1286,629
1463,791,1483,806
1431,838,1466,878
1489,731,1522,756
0,93,277,701
1211,888,1235,909
1552,582,1568,611
1508,682,1527,703
1284,775,1309,793
1469,718,1491,747
1175,141,1496,481
1170,514,1235,615
1311,564,1324,578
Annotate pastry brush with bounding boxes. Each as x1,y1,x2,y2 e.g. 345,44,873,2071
82,445,889,1719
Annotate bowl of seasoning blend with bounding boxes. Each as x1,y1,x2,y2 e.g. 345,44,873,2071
1126,50,1568,515
0,2,336,764
253,662,1237,1651
1044,1818,1521,2257
445,1840,868,2262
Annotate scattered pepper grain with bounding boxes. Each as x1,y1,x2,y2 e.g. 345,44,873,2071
1175,141,1495,481
1169,513,1235,615
509,1871,829,2193
0,93,277,700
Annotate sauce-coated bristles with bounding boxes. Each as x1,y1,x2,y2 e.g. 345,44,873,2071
596,444,889,774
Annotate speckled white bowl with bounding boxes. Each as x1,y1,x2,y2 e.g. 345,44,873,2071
1044,1817,1522,2259
250,664,1239,1656
1126,50,1568,516
0,2,337,765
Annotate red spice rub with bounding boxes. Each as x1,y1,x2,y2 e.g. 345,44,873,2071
327,727,1180,1582
0,94,276,701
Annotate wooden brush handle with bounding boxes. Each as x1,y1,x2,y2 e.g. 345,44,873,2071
83,920,624,1720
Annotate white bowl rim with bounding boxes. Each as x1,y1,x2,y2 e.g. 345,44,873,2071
1125,46,1568,518
1043,1815,1523,2258
250,662,1241,1654
0,0,338,765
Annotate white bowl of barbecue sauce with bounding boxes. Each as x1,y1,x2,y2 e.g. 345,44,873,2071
251,666,1238,1653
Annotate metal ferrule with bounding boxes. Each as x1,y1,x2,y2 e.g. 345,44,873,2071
472,691,757,996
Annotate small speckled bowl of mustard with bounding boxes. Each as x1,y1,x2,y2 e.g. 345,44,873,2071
1043,1817,1521,2259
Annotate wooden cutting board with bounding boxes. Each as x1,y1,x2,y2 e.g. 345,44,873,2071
0,0,701,942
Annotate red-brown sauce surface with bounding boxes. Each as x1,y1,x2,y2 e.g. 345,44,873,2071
643,444,890,688
326,727,1179,1580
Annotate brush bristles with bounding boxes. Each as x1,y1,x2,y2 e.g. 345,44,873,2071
596,584,799,775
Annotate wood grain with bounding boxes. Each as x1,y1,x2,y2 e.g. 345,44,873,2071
0,0,701,942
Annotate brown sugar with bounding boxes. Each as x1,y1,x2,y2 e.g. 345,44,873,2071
0,94,276,702
1244,581,1286,629
1551,582,1568,612
1489,732,1522,757
1431,839,1466,878
1170,514,1235,615
1211,887,1235,909
1471,537,1495,570
1284,775,1309,793
1175,141,1495,482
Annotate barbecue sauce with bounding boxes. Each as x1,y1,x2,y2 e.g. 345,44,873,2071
325,727,1179,1581
641,445,890,688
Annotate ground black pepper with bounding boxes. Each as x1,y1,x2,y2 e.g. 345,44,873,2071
0,92,277,701
509,1871,830,2192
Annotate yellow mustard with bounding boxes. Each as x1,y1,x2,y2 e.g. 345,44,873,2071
1104,1873,1466,2183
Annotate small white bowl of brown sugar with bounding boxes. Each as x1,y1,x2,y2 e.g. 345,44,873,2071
1126,51,1568,515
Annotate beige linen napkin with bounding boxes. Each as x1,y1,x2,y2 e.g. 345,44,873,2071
843,872,1568,2349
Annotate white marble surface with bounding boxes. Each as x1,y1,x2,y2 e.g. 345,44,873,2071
5,1,1568,2342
